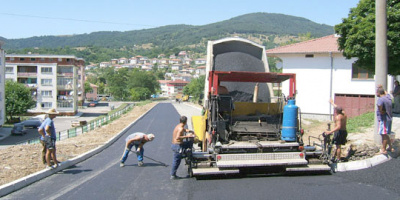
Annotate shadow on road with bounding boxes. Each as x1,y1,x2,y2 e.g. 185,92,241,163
60,166,93,175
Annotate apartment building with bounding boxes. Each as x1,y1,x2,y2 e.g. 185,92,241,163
5,54,85,116
0,44,5,126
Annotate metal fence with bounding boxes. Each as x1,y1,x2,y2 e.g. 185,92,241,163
17,103,134,145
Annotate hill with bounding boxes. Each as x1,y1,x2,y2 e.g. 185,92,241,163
1,13,334,63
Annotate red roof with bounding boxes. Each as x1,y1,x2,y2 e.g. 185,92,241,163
266,34,341,55
168,80,189,85
158,80,170,84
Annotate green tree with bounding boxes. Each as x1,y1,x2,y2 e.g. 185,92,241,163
84,82,93,94
183,75,205,101
129,87,151,101
5,80,36,122
127,70,160,97
107,68,129,100
335,0,400,75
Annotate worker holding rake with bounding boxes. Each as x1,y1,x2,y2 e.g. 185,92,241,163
120,132,155,167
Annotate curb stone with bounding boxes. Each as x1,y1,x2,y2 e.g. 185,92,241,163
0,103,157,197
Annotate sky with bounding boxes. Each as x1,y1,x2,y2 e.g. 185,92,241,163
0,0,360,39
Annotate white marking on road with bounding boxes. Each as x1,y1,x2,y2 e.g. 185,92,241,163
46,158,120,199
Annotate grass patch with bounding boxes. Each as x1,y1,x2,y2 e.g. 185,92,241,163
347,112,374,133
136,100,152,106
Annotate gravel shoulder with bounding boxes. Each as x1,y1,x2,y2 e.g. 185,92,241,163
0,102,157,186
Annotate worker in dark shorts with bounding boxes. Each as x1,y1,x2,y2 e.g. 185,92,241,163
120,132,155,167
325,106,347,163
38,108,60,169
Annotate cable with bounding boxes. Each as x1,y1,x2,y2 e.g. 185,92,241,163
0,12,155,27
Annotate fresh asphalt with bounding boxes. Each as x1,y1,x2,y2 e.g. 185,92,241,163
2,102,400,199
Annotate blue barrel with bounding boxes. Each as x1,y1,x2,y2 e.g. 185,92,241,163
281,99,298,141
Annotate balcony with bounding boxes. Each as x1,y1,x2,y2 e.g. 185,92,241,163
17,72,37,77
26,84,38,88
57,100,74,108
57,72,74,77
57,85,73,90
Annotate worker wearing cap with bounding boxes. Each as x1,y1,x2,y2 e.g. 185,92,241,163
120,132,155,167
325,104,348,163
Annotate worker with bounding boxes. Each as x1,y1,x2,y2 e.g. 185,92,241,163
170,116,196,179
120,132,155,167
325,100,348,163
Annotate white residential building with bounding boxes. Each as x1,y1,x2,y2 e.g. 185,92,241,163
171,64,182,71
158,80,189,97
195,66,206,75
266,34,389,120
0,44,5,126
5,54,84,116
100,62,111,68
195,58,206,65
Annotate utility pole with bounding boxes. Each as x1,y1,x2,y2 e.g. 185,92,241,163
374,0,388,143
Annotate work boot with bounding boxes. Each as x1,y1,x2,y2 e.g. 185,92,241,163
138,161,144,167
170,175,179,180
120,162,125,168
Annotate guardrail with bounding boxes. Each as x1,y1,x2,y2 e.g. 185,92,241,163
16,103,134,145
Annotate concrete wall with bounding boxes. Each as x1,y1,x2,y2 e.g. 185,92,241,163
280,53,375,119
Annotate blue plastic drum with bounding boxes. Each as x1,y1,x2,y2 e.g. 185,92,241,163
281,99,298,142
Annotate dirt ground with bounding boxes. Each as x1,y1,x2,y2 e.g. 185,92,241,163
0,102,376,186
0,102,157,186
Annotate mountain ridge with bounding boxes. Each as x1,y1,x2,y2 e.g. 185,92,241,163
1,12,333,50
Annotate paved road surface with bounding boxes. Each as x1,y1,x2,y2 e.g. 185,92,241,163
3,102,400,200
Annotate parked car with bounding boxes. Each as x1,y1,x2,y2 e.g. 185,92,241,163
23,115,45,128
11,123,27,135
89,102,96,107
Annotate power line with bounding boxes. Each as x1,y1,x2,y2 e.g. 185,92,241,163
0,12,155,28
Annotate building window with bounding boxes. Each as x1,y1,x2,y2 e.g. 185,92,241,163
352,63,374,79
5,67,13,73
10,57,14,61
41,79,52,86
58,101,73,108
19,58,25,61
41,90,53,97
40,58,45,61
30,58,36,61
305,54,314,58
57,77,73,87
41,102,52,108
58,58,62,62
41,67,53,73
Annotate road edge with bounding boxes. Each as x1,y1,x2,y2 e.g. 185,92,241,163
0,103,158,197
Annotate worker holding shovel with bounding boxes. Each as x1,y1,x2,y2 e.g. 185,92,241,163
120,132,155,167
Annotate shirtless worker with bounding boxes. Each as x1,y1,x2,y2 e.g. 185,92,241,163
325,106,347,163
170,116,195,180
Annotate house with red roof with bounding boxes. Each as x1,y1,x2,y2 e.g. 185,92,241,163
158,80,189,97
267,34,393,119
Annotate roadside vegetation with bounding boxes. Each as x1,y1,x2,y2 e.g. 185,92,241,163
346,112,374,133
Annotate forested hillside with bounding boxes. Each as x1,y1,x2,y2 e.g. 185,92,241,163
1,13,333,64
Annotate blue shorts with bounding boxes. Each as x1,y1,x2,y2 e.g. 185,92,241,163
378,120,392,135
